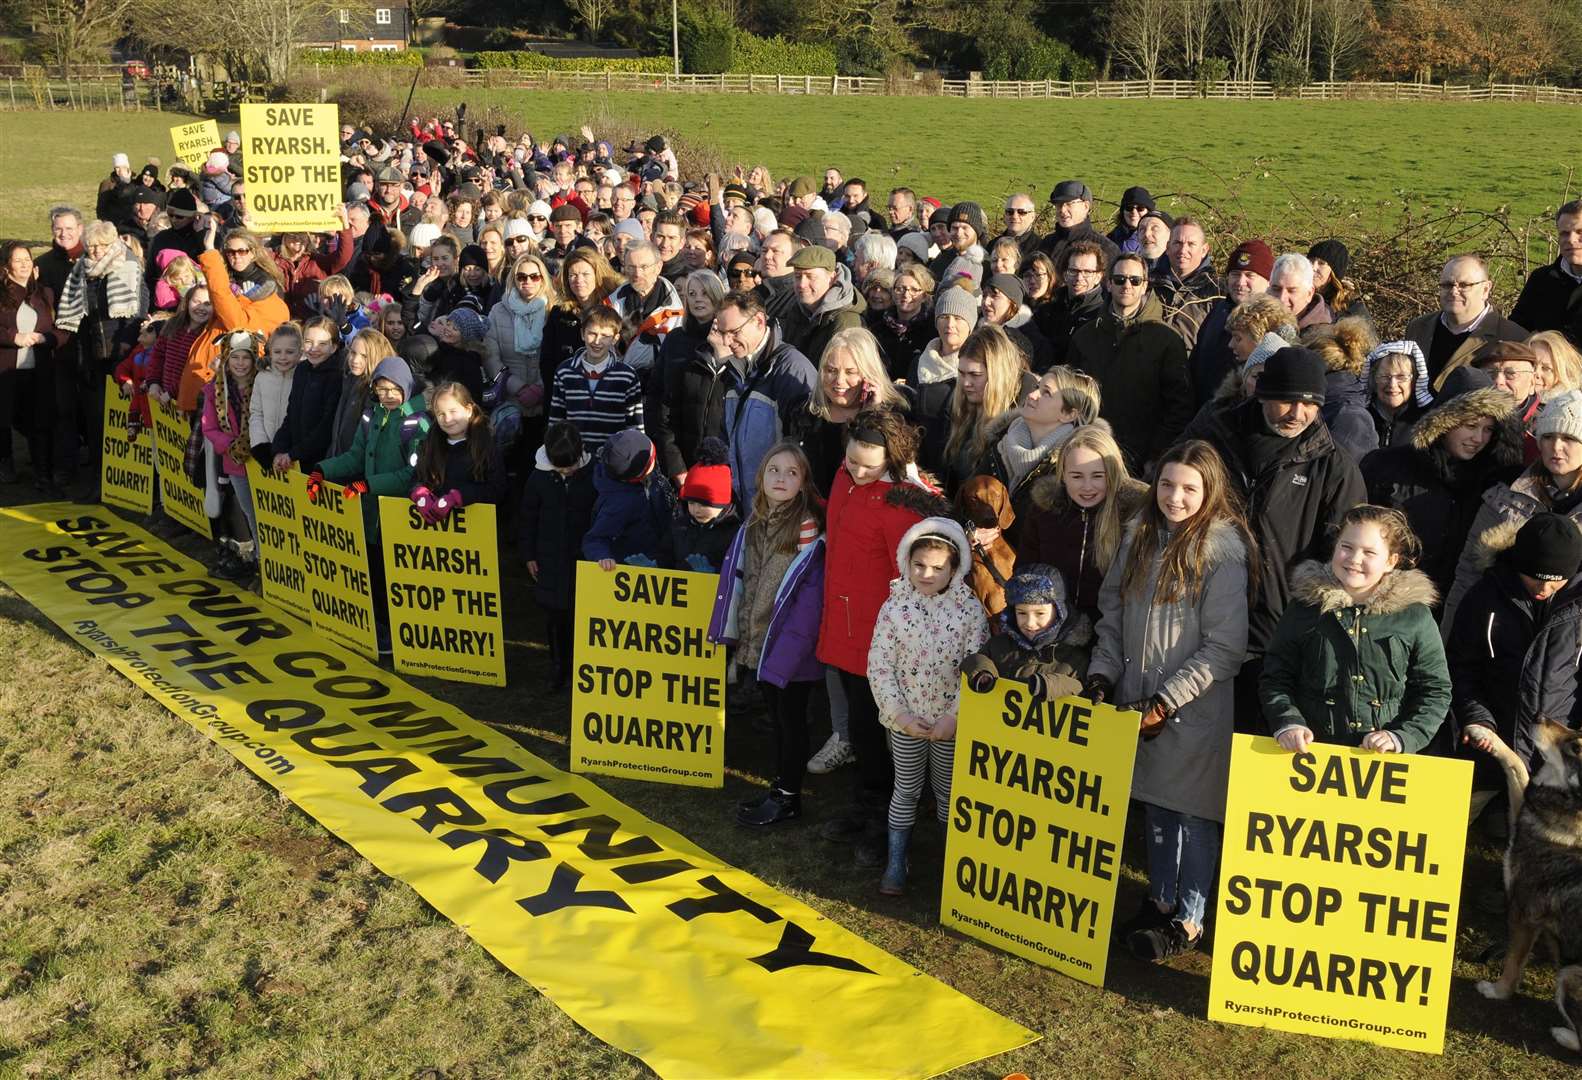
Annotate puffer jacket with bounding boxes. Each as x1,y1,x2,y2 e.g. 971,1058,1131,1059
867,516,989,731
709,530,826,688
581,462,677,567
1014,473,1150,624
517,448,595,611
1322,366,1379,464
1446,518,1582,783
961,612,1094,699
1360,385,1524,599
654,338,729,481
722,326,817,505
272,350,344,468
1089,518,1250,822
248,367,294,458
316,357,430,543
482,287,548,403
1068,293,1192,472
1261,561,1450,754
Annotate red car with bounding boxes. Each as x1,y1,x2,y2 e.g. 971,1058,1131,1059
123,60,150,78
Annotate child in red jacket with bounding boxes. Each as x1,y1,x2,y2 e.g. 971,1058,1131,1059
114,315,165,437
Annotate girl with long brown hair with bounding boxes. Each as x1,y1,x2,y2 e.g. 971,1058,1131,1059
1087,438,1253,962
413,381,506,509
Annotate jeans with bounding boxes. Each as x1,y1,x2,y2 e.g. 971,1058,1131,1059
1143,802,1221,931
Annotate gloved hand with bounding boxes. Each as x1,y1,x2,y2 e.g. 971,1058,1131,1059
623,553,657,567
967,669,997,694
1025,673,1048,702
684,552,714,572
342,480,369,500
516,383,544,410
410,484,434,506
1082,674,1112,705
432,489,464,520
305,469,326,504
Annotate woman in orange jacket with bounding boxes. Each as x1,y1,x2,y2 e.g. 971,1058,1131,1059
175,217,289,413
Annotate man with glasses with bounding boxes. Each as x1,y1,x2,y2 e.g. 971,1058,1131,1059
144,187,207,289
1038,179,1118,271
1465,338,1543,432
1512,199,1582,342
712,290,816,503
1042,240,1108,366
993,193,1041,259
1406,254,1528,382
608,241,683,379
1068,251,1191,472
370,165,420,234
610,185,638,224
886,187,920,238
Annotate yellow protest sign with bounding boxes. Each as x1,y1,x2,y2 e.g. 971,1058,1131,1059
238,103,340,233
572,563,725,788
1209,735,1471,1054
298,477,377,659
247,461,310,623
148,393,211,539
100,377,154,515
169,118,220,170
378,497,505,686
940,682,1137,986
0,504,1039,1079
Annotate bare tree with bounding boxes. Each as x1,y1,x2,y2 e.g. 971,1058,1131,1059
33,0,136,67
1283,0,1315,75
1177,0,1218,75
1108,0,1171,82
567,0,615,42
133,0,333,85
1313,0,1371,81
1221,0,1280,81
713,0,744,28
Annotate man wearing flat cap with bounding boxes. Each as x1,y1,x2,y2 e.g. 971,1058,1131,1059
1038,179,1119,270
788,244,864,365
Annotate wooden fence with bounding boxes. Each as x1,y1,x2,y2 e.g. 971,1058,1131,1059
6,66,1582,108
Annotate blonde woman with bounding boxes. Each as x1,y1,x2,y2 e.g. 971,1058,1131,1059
483,250,558,451
941,325,1028,495
978,363,1101,507
792,326,909,497
870,261,935,381
1529,330,1582,402
329,327,394,457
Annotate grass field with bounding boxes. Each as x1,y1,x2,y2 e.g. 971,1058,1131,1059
1,475,1579,1078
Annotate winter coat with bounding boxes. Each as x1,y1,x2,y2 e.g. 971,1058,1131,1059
273,353,344,467
1510,258,1582,344
0,282,61,383
816,468,933,676
582,463,676,567
111,347,154,430
607,277,683,378
176,251,289,413
483,287,548,401
1442,462,1582,633
1405,304,1528,385
1446,520,1582,784
1187,298,1236,408
1089,519,1250,822
274,227,355,317
328,376,372,459
654,337,729,480
1068,294,1192,472
671,503,741,573
865,306,934,382
1368,398,1427,450
517,448,595,610
970,409,1075,517
1154,264,1225,352
1014,473,1151,624
1360,385,1524,598
317,360,429,543
1037,287,1105,370
723,327,817,505
789,265,866,369
421,434,507,507
1000,305,1054,373
1261,562,1450,754
867,517,989,731
541,304,588,388
1194,397,1368,655
709,531,827,687
1036,220,1119,275
248,367,294,457
960,613,1094,700
200,375,250,478
1321,367,1379,464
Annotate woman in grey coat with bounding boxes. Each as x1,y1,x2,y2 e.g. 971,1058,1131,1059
1086,439,1251,961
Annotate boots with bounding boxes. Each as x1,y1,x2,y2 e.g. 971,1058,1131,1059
878,827,910,896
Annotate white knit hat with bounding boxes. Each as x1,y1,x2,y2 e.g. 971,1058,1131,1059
112,152,130,169
527,199,553,221
206,150,229,174
408,222,441,249
1537,389,1582,443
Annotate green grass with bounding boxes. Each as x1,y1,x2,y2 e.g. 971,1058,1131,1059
0,477,1579,1077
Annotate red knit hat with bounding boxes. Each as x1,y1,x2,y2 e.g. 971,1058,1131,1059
1226,239,1274,280
678,437,733,508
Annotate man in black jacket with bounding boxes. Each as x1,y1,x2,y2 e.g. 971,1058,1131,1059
1037,179,1119,270
991,193,1042,259
1404,254,1527,383
1039,239,1108,366
1510,199,1582,345
1193,347,1367,730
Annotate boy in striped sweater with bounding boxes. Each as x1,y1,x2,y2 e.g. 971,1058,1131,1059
549,306,643,453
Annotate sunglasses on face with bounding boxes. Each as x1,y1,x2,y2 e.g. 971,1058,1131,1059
1110,274,1146,287
516,271,543,284
1005,208,1033,217
728,268,756,279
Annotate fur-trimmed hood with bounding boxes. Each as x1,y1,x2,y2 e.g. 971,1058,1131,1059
1472,516,1524,573
894,515,974,591
1289,559,1439,614
1410,385,1523,459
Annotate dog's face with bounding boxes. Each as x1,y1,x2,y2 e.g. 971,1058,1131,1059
1531,719,1582,792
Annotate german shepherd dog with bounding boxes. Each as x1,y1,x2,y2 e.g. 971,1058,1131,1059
1470,718,1582,1052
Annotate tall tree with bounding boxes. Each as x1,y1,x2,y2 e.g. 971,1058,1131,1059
132,0,334,85
567,0,617,41
1176,0,1218,76
1107,0,1170,81
33,0,136,67
1221,0,1279,81
1368,0,1468,81
1312,0,1372,80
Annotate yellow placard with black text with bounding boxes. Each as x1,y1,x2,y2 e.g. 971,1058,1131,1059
572,563,725,787
1209,735,1470,1054
941,681,1137,987
378,497,505,686
246,461,311,623
239,103,340,233
298,476,377,659
169,118,220,170
148,393,211,538
0,504,1038,1080
100,377,154,515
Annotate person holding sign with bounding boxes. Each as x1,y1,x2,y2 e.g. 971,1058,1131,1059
960,564,1093,701
411,381,506,514
1260,505,1451,755
868,515,988,895
1087,439,1252,960
175,219,288,414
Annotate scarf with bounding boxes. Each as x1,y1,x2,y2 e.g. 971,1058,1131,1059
501,286,548,356
997,416,1074,492
56,246,141,332
914,341,957,385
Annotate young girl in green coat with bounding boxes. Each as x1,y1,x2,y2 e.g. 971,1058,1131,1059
1260,505,1452,754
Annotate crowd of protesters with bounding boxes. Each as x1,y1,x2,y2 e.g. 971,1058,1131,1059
7,112,1582,955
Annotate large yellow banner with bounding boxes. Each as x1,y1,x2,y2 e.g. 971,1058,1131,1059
238,103,340,233
378,497,506,686
0,505,1038,1078
297,477,377,659
101,377,154,515
246,460,311,623
1208,735,1470,1054
148,393,211,538
940,680,1137,987
169,118,220,170
572,563,726,788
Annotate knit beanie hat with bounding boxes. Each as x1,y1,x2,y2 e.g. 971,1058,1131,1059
986,273,1025,307
1537,389,1582,443
1255,347,1328,404
1242,332,1290,378
527,199,553,221
1510,513,1582,582
1307,239,1350,279
1226,239,1274,280
604,428,657,483
458,244,488,271
408,222,441,249
935,286,980,330
205,151,229,175
677,437,733,508
444,306,487,342
112,152,130,169
1006,564,1067,608
897,232,930,263
948,201,988,241
166,188,198,216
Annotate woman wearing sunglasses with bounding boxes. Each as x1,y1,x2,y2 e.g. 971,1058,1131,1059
482,251,558,457
1067,251,1193,475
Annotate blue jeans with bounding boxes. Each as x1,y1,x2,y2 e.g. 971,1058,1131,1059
1143,802,1221,931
